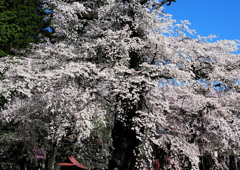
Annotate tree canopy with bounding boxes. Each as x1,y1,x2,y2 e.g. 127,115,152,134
0,0,239,169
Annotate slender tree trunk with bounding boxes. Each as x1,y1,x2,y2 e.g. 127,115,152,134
46,144,58,170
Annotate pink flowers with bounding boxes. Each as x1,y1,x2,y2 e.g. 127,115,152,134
32,147,45,160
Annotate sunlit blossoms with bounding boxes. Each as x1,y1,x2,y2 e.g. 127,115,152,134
0,0,239,169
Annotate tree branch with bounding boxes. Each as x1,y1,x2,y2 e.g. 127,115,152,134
154,0,176,8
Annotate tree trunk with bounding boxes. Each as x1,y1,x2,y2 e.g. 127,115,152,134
46,145,58,170
19,156,27,170
108,121,140,170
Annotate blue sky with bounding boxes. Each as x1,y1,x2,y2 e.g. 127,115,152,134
160,0,240,87
163,0,240,41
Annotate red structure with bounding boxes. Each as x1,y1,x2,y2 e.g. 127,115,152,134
153,159,160,170
58,156,88,169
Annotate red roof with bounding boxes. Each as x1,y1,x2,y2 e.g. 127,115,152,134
58,156,88,169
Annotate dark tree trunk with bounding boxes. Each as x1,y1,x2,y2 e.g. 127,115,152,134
199,154,214,170
19,156,27,170
108,120,140,170
229,155,237,170
108,88,145,169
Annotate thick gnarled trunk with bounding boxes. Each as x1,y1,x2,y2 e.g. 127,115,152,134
109,121,140,170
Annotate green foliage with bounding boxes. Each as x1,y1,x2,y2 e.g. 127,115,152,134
0,128,14,142
0,89,17,109
0,0,49,57
0,94,7,108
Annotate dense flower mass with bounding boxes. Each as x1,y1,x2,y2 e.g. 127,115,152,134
0,0,239,169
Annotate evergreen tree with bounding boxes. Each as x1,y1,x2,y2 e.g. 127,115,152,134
0,0,49,57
